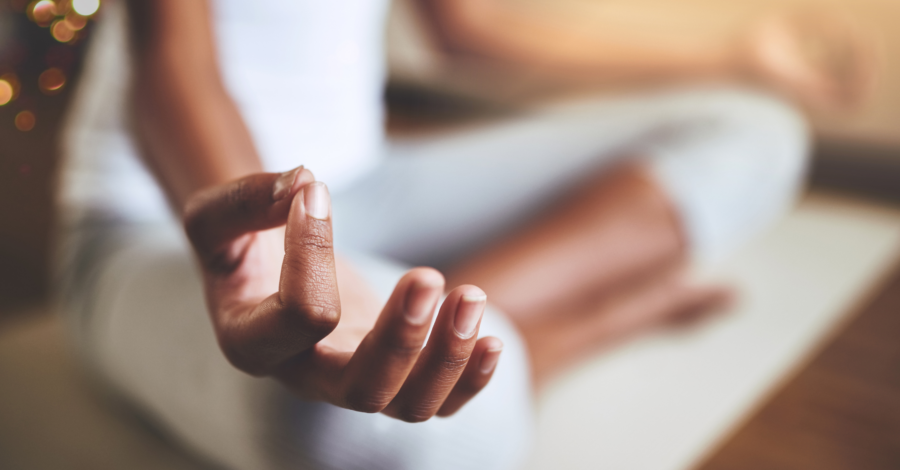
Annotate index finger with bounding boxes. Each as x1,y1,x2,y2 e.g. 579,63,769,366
184,166,314,270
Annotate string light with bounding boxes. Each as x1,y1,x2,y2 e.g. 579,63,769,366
51,18,76,42
65,11,88,30
72,0,99,17
1,74,21,101
30,0,57,26
0,80,13,106
27,0,99,32
39,68,66,94
8,0,100,131
15,111,36,131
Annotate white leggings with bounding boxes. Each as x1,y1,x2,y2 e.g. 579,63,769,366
60,87,808,470
334,87,808,265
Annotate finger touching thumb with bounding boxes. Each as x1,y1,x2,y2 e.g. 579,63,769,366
184,166,314,269
278,181,341,336
218,181,340,375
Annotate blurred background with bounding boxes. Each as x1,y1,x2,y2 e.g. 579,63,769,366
0,0,899,468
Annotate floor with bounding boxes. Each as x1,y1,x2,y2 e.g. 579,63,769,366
698,268,900,469
0,309,213,470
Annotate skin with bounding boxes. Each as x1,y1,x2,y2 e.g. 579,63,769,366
125,0,872,416
443,165,735,388
446,165,687,321
415,0,872,387
417,0,738,79
128,0,501,421
182,168,502,420
416,0,875,110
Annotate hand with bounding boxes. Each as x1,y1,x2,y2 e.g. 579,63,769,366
183,166,504,421
742,9,875,111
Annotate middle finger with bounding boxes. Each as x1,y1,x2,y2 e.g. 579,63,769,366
383,285,486,422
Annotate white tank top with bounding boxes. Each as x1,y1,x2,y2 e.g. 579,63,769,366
60,0,389,221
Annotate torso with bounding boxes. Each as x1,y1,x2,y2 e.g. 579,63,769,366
60,0,390,221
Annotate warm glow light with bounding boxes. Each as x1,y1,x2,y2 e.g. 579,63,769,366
72,0,99,16
65,11,87,30
0,81,12,106
51,19,75,42
15,111,36,131
31,0,57,26
1,73,20,100
39,68,66,94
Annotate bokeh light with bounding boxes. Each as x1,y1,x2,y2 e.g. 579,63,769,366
0,81,13,106
38,68,66,94
72,0,99,17
1,74,22,101
64,11,87,31
51,19,75,42
15,110,36,131
30,0,57,26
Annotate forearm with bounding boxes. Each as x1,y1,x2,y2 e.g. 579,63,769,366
420,0,744,81
128,0,261,212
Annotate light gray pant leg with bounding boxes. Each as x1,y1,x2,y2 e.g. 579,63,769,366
332,86,809,267
77,224,533,470
641,89,809,261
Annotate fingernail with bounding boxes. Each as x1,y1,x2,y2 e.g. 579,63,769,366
273,166,304,201
304,182,331,220
480,346,503,374
454,293,486,338
404,281,440,325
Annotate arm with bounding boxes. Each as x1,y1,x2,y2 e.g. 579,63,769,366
416,0,873,108
127,0,260,210
417,0,741,80
124,0,503,421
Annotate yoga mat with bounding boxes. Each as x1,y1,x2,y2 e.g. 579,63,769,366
524,193,900,470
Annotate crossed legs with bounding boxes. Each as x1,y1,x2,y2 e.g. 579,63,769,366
335,86,809,385
446,164,731,385
59,87,809,470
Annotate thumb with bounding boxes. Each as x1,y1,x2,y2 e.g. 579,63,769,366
183,166,314,270
224,180,341,376
278,180,340,334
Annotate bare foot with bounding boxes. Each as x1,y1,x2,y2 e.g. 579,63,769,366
517,268,733,388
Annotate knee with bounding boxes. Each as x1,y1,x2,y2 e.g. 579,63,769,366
707,89,810,194
647,89,812,260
